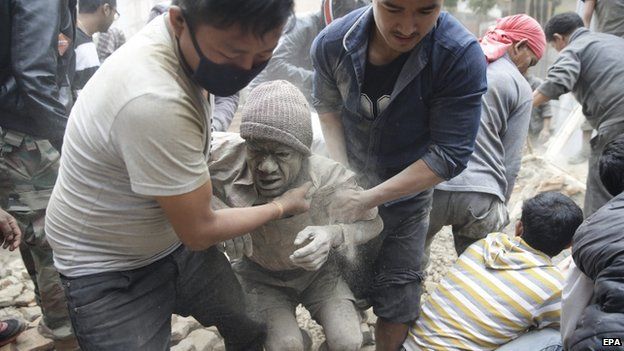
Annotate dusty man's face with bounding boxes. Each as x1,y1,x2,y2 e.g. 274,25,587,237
246,140,304,198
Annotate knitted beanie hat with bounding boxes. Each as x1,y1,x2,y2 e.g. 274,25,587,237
240,80,313,156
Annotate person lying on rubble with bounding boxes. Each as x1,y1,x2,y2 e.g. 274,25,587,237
425,14,546,266
208,80,384,351
403,191,584,351
562,134,624,351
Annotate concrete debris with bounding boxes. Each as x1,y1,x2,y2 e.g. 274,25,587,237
172,329,220,351
14,328,54,351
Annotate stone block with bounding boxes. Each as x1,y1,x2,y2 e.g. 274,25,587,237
176,316,202,333
0,343,18,351
175,329,220,351
19,306,41,322
171,318,192,343
14,291,35,307
171,342,195,351
15,328,54,351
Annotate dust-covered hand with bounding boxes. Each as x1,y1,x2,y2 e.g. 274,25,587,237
219,233,253,260
0,208,21,251
329,188,372,223
273,182,313,217
290,226,341,271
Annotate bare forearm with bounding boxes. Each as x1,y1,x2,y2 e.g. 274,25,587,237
363,159,443,208
185,204,280,250
533,91,551,108
319,112,349,166
158,181,309,251
583,0,595,27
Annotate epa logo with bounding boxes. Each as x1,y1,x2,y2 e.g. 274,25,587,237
603,338,623,346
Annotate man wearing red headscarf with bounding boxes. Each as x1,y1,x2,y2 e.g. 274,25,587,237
425,14,546,266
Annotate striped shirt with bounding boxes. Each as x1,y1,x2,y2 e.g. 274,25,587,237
405,233,563,351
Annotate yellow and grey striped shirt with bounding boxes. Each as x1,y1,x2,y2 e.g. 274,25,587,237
405,233,562,351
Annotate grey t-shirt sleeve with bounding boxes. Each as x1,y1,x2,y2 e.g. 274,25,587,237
538,49,582,99
111,93,210,196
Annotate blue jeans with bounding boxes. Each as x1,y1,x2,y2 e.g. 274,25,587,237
339,191,432,324
61,245,265,351
496,328,563,351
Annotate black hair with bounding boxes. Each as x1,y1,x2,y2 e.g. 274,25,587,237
520,192,583,257
599,134,624,196
172,0,295,38
79,0,117,14
544,12,584,42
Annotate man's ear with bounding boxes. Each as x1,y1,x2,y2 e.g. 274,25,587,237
169,6,186,37
553,33,564,43
515,38,529,50
515,220,523,237
102,3,112,17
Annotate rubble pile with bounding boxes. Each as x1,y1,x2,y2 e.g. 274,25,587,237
507,155,586,227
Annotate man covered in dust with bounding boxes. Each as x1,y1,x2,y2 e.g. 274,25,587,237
208,80,384,351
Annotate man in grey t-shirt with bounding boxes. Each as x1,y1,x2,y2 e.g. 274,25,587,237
427,15,546,261
45,1,311,350
533,12,624,216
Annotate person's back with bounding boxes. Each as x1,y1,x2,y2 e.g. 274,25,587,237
437,55,532,203
405,192,584,351
541,28,624,131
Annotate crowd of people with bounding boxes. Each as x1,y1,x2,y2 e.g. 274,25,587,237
1,0,623,350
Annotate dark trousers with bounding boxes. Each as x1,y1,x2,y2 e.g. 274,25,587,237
61,245,265,351
585,124,624,216
340,192,432,324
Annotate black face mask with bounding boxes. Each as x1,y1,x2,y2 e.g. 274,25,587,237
184,19,269,97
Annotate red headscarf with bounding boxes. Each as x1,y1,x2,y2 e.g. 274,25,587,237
479,14,546,63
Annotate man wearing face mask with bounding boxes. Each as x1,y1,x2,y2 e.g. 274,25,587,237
311,0,488,349
45,1,312,350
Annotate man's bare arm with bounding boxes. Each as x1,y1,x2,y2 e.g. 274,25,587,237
364,160,443,208
583,0,595,28
156,179,310,250
533,90,551,107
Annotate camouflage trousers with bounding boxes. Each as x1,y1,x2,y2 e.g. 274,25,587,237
0,129,78,349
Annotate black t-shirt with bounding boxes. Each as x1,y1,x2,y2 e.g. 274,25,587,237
360,52,410,119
